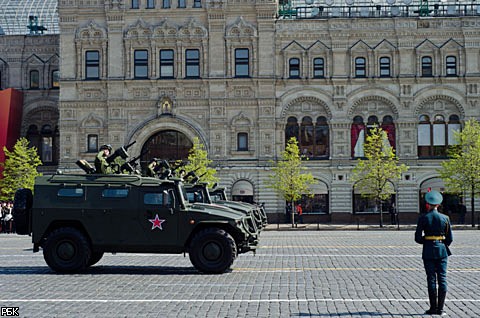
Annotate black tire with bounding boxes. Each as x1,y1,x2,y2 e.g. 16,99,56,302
189,228,237,274
12,188,33,235
43,227,91,273
87,252,104,267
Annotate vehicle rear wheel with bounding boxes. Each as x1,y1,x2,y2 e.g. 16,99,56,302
43,227,91,273
87,252,104,267
189,228,237,274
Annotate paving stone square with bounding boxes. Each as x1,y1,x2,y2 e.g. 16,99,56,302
0,230,479,317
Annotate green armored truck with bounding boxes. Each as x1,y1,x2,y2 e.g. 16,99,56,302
12,174,259,274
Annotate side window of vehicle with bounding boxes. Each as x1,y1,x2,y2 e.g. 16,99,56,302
102,189,129,198
144,193,164,205
57,188,84,197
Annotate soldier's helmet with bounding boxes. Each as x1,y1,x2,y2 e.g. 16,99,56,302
425,190,443,205
100,144,112,152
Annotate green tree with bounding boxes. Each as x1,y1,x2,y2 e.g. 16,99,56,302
440,119,480,227
183,137,218,188
267,137,317,227
351,127,408,227
0,137,42,201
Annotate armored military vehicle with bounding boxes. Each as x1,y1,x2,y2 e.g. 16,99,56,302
210,186,268,227
12,173,259,274
184,183,266,231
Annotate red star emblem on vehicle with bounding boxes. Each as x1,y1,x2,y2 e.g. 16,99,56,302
149,214,166,230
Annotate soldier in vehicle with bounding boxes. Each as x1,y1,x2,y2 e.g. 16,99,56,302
146,158,158,177
94,144,113,174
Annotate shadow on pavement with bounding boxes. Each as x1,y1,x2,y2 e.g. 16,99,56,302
293,312,426,317
0,265,205,275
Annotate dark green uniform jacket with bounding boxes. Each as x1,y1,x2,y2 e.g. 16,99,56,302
415,209,453,260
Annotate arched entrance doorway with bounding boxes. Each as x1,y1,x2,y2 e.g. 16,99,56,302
231,180,254,203
419,177,462,216
140,130,193,168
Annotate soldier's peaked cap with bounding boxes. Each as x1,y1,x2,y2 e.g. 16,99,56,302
425,190,443,205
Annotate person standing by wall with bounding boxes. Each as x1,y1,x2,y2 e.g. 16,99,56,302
415,190,453,315
296,204,303,225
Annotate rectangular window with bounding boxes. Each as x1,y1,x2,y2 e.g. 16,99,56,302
185,49,200,78
147,0,155,8
134,50,149,79
178,0,186,7
58,188,84,197
103,189,129,198
237,133,248,151
355,57,366,78
87,134,98,152
235,48,249,77
193,0,201,8
41,137,53,162
159,49,174,78
313,58,324,78
163,0,170,8
30,70,40,89
85,50,100,79
132,0,139,8
144,192,172,205
379,57,391,77
51,70,59,88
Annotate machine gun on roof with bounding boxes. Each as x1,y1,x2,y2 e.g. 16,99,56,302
106,141,136,164
120,149,148,175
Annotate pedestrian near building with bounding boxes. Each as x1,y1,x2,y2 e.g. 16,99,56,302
296,204,303,225
415,190,453,316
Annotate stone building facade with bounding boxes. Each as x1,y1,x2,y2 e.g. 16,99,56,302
0,34,60,174
56,0,480,223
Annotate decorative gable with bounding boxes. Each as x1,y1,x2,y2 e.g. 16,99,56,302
226,17,257,38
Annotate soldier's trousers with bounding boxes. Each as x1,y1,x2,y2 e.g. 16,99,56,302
423,257,448,293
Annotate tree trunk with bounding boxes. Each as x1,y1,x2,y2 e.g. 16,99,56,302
471,185,476,227
377,198,383,228
291,200,295,228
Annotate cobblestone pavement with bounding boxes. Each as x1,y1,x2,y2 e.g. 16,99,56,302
0,230,479,317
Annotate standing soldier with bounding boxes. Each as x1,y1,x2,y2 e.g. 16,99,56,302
415,190,453,316
94,144,113,174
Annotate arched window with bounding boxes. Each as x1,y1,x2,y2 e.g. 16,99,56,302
446,56,457,77
422,56,433,77
289,58,300,78
381,115,396,149
313,58,325,78
141,130,193,166
379,56,391,77
351,116,365,157
285,115,329,159
417,113,460,158
355,57,366,78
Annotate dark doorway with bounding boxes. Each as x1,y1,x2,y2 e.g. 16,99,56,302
141,130,193,168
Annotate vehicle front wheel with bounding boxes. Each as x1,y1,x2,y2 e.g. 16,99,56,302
43,227,91,273
189,228,237,274
87,252,104,267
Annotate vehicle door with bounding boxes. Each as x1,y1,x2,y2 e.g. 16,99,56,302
139,186,179,247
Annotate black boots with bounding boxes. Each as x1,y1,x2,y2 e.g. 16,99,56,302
437,290,447,315
425,290,447,316
425,289,437,315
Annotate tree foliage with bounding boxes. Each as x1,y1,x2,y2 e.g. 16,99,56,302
439,119,480,226
0,137,42,201
351,127,408,224
267,137,317,205
183,137,218,188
